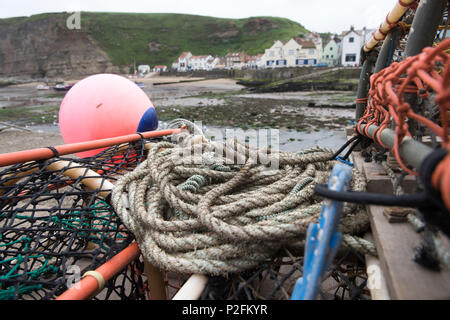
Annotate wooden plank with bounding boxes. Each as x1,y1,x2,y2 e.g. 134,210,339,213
350,150,450,299
352,151,416,194
366,205,450,299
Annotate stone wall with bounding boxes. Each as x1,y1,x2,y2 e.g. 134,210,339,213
161,66,361,81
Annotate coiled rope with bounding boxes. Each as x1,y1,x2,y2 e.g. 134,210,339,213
111,132,373,275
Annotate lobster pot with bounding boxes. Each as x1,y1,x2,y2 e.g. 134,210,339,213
0,128,370,300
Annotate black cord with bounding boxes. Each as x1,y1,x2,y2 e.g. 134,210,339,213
331,135,361,160
341,136,363,160
314,184,428,207
46,146,60,158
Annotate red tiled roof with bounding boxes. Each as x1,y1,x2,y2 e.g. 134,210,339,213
154,65,167,69
299,39,316,49
179,51,191,59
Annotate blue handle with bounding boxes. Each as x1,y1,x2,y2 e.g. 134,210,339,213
291,163,352,300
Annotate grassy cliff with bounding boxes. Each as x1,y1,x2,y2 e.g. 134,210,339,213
1,12,308,69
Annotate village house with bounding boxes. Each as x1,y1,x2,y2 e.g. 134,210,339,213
176,51,192,71
340,26,375,66
214,57,227,70
321,37,340,66
244,56,258,69
206,56,221,70
153,65,167,72
189,55,214,70
225,52,247,69
303,32,323,57
137,64,151,75
297,39,320,66
261,37,320,68
261,40,284,68
173,52,222,71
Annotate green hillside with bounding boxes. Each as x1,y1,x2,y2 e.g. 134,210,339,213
2,12,308,68
83,12,308,67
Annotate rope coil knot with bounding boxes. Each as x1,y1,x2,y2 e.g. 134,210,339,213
111,136,370,275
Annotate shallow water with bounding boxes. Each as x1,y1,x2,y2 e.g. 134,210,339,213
2,78,353,154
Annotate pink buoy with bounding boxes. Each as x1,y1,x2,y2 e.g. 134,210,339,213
59,74,158,158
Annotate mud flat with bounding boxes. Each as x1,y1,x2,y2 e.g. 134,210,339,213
0,77,356,154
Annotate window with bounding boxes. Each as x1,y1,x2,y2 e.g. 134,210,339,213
345,54,356,62
326,55,329,59
349,37,354,43
269,51,274,57
331,55,333,58
288,49,294,55
309,49,315,54
329,47,332,51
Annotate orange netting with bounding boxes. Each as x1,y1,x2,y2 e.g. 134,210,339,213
356,37,450,210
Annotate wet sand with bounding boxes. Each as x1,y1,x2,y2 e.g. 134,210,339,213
0,77,356,154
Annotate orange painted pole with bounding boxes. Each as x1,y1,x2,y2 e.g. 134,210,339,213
56,242,141,300
0,128,183,167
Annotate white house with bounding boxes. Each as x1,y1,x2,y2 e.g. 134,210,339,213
177,51,192,71
244,56,258,69
189,55,214,70
321,38,340,66
261,40,285,68
225,52,247,69
153,65,167,72
297,39,319,66
340,27,375,66
261,38,319,68
256,53,265,69
282,38,302,67
137,65,151,74
304,32,323,57
214,57,227,70
206,56,220,70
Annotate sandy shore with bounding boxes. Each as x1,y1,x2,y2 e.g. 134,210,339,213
0,129,64,154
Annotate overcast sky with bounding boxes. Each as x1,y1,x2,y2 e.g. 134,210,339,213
0,0,397,33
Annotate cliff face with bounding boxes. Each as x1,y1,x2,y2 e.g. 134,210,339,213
0,14,119,79
0,12,309,79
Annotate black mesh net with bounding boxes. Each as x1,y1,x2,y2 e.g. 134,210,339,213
0,134,370,300
200,247,369,300
0,138,153,300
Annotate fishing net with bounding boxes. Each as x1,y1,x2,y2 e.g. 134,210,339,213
0,138,152,300
200,247,369,300
0,128,373,300
355,2,450,272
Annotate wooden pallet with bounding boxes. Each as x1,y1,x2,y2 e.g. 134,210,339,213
351,151,450,299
